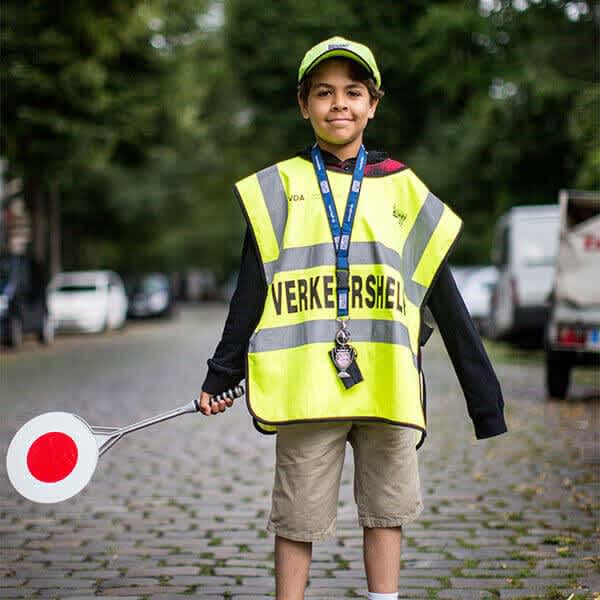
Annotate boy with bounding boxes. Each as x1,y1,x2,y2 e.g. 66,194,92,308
198,37,507,600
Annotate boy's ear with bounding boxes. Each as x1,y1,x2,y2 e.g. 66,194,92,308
298,94,310,119
368,97,379,119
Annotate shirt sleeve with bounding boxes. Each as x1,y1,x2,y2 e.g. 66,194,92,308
427,264,508,439
202,227,267,394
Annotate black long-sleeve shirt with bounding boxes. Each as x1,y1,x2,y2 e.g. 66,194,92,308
202,150,507,440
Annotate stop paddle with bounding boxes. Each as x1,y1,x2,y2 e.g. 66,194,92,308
6,386,244,504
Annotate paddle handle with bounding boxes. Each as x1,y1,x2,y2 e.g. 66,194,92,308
96,385,245,456
121,385,245,434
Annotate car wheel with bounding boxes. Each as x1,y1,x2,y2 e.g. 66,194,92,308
39,312,55,345
7,315,24,348
545,350,571,399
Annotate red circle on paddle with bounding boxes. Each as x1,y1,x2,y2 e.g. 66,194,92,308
26,432,79,483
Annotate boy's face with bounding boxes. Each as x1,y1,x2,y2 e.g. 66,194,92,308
298,59,379,158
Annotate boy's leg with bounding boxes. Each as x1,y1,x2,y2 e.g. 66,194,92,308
363,526,402,593
275,535,312,600
267,422,350,599
349,424,423,595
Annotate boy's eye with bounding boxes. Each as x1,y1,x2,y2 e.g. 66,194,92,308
314,89,363,98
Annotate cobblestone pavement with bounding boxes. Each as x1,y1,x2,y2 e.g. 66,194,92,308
1,306,598,599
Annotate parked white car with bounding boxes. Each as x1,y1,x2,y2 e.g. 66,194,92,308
488,205,560,340
48,270,128,333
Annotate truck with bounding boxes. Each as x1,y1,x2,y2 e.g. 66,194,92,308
545,189,600,399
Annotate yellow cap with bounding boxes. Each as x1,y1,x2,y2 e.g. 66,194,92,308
298,36,381,88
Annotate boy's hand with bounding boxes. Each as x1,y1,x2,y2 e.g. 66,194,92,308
198,390,235,416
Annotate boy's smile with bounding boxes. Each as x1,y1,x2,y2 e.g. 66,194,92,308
299,59,379,161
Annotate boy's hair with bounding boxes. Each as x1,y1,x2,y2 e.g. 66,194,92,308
297,58,385,105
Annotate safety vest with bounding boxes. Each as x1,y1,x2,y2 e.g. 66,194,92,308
235,155,462,434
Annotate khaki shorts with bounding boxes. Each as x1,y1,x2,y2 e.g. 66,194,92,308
267,422,423,542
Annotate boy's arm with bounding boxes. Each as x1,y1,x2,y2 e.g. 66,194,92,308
427,265,508,439
201,227,267,395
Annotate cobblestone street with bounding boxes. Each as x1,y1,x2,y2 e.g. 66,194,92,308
1,305,598,599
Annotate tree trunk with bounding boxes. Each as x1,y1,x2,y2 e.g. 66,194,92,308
49,183,61,276
28,179,47,264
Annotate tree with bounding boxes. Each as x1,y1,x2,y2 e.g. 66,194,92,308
408,0,599,259
4,0,595,275
58,0,238,275
2,0,242,277
2,1,168,271
225,0,598,264
225,0,433,171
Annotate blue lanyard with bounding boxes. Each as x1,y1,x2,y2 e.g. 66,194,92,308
311,144,367,318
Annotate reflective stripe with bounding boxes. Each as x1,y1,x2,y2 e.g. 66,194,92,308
262,193,442,308
250,318,414,361
256,171,444,308
413,204,462,288
257,166,288,255
403,276,427,307
402,192,443,305
264,241,403,284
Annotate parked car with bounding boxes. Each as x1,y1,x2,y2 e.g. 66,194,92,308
126,273,175,318
545,190,600,398
48,270,128,333
454,265,498,332
0,253,54,348
488,204,560,340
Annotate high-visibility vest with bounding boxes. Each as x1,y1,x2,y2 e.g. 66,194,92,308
235,156,462,435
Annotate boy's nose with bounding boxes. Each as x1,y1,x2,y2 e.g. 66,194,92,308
332,95,348,110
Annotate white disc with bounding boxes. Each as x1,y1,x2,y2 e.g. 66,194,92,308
6,412,99,503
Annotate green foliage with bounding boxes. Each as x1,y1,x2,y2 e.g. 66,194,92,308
2,1,159,180
407,1,597,260
2,0,249,275
570,83,600,189
226,0,597,263
2,0,597,274
225,0,434,172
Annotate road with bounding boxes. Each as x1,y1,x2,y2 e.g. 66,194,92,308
1,305,598,599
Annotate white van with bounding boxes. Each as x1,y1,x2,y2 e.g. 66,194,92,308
488,205,560,340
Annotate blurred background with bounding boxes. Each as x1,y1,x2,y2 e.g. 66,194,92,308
2,0,597,270
2,7,598,595
1,1,598,396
